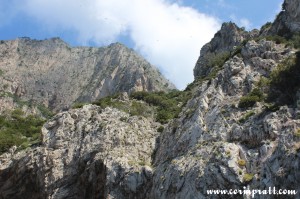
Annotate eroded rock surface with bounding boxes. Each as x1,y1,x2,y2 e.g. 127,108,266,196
0,105,160,199
0,38,175,112
1,0,300,198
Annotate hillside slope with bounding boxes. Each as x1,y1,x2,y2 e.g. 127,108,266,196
0,0,300,198
0,38,175,112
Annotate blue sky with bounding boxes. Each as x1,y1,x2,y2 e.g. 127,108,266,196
0,0,283,89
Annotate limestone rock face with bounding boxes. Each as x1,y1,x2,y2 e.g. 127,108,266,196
269,0,300,36
193,22,259,78
1,0,300,198
0,105,160,199
151,36,299,198
0,38,175,111
149,0,300,196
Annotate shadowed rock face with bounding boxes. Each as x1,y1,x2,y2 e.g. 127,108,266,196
268,0,300,37
0,38,175,112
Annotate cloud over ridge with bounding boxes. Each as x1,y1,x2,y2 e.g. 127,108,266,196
10,0,221,89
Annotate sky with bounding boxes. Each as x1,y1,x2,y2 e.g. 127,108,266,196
0,0,284,89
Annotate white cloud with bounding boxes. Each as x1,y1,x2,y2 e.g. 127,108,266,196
239,18,252,30
230,14,252,30
19,0,220,89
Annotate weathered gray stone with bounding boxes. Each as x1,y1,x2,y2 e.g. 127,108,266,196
0,105,160,199
0,38,175,112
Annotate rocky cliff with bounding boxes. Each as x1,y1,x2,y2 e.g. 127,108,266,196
1,0,300,198
0,38,175,112
0,105,160,198
151,39,299,199
268,0,300,37
193,22,259,79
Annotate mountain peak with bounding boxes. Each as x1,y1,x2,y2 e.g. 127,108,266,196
0,38,175,112
268,0,300,37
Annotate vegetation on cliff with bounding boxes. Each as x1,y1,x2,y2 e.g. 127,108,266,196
0,109,45,153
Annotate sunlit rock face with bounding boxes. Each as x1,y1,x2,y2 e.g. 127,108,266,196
0,0,300,198
0,38,175,112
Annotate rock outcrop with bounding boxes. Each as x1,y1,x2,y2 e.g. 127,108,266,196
0,105,160,198
0,38,175,112
269,0,300,37
0,0,300,198
151,38,299,198
193,22,259,79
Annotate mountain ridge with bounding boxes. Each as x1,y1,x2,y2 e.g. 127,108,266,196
0,37,175,112
0,0,300,198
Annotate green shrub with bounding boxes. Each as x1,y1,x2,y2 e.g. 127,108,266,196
72,102,88,109
238,95,260,108
250,88,264,100
157,110,173,124
238,87,264,109
157,126,164,133
130,91,148,101
265,35,287,44
267,52,300,105
130,90,191,124
206,51,231,68
0,131,24,153
93,95,153,118
238,111,255,123
288,33,300,49
93,89,192,124
264,103,280,112
37,104,54,119
130,101,150,116
0,110,45,154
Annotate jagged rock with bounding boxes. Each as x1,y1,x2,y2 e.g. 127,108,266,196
149,1,300,196
193,22,259,78
269,0,300,37
0,105,160,198
1,0,300,198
